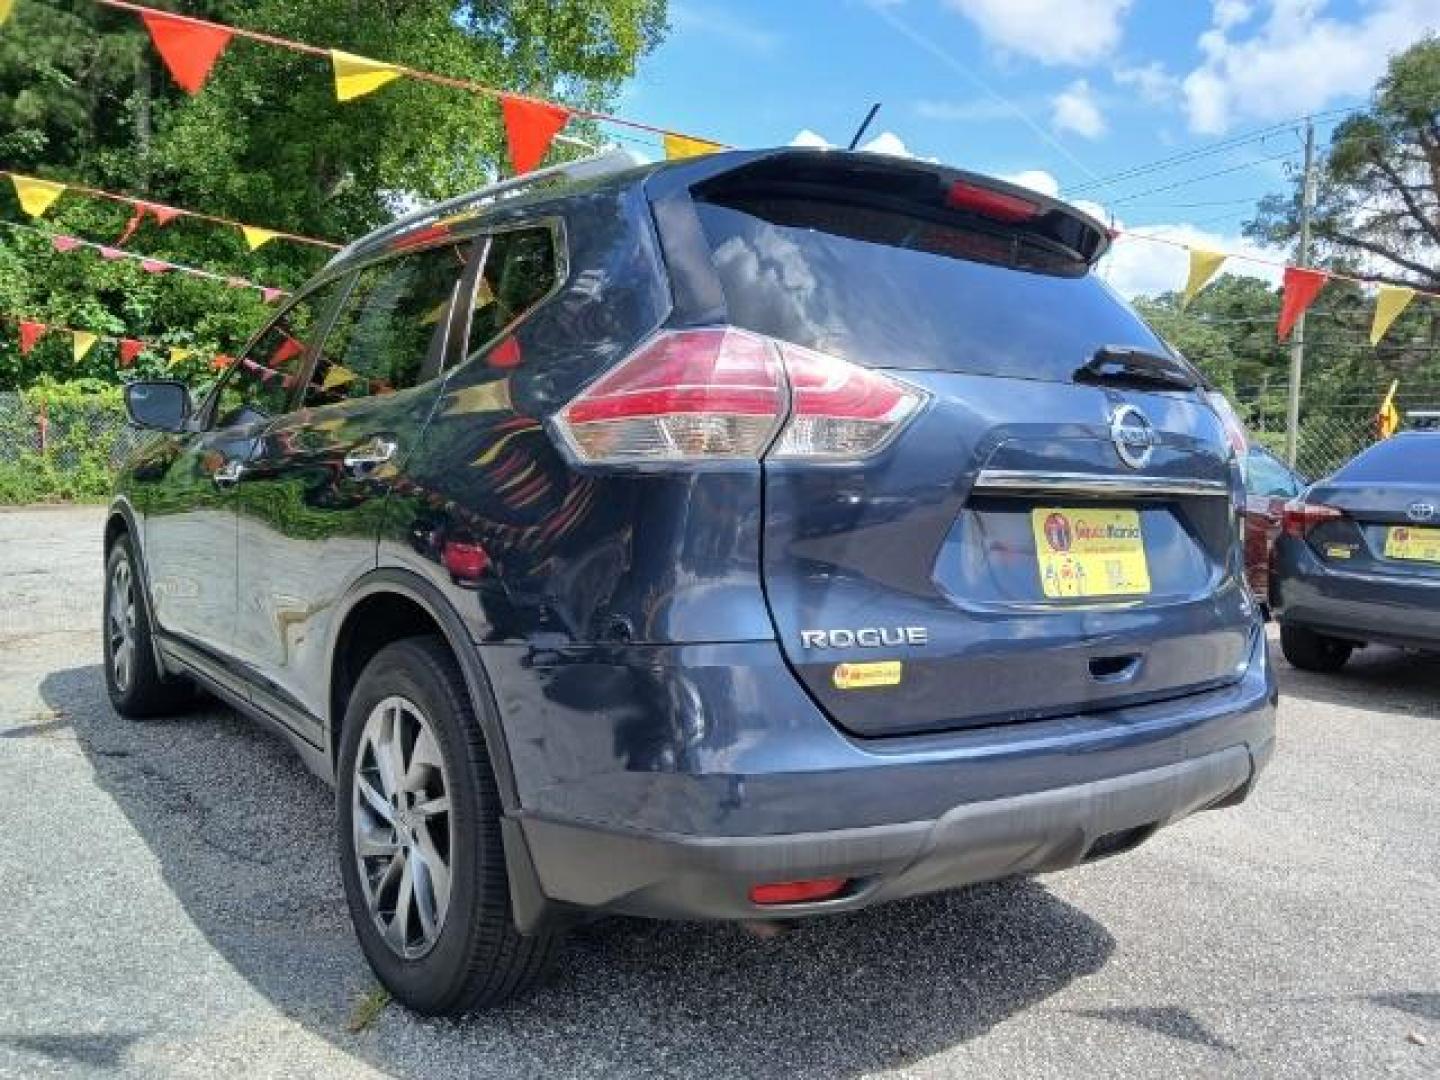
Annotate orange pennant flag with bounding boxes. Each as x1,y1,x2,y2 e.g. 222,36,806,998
501,96,571,175
141,10,233,95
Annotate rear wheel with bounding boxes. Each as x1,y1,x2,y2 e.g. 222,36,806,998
336,636,558,1015
1280,624,1354,673
103,537,193,717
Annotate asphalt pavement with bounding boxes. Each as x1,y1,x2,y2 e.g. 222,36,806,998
1,505,1435,1078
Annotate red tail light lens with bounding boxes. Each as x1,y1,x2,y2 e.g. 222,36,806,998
945,180,1040,223
555,327,925,465
749,877,848,905
1282,499,1342,538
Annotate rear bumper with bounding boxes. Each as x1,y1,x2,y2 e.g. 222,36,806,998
482,625,1275,927
1271,538,1440,649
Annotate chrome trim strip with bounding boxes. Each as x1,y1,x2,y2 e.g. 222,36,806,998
974,470,1229,498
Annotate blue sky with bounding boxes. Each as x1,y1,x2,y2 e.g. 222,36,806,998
617,0,1440,296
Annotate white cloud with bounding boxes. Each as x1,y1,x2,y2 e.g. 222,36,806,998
860,131,915,157
1181,0,1440,134
1100,224,1284,299
789,129,834,149
1002,169,1061,197
1212,0,1253,29
942,0,1134,65
669,3,779,56
1113,61,1179,105
1052,79,1107,139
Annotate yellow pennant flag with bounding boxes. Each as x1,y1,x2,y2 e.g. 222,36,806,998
321,364,357,391
10,174,66,218
1378,379,1401,439
331,50,402,102
0,0,16,28
1369,285,1415,345
167,346,193,369
1181,248,1226,308
72,331,98,362
241,226,280,251
664,133,724,160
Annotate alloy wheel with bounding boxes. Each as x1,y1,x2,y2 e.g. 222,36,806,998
107,558,136,694
352,695,454,959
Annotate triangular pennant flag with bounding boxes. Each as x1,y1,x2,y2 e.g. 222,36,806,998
211,354,234,371
72,331,98,362
98,246,125,261
331,50,403,102
321,364,358,391
0,0,15,28
226,276,248,289
119,338,145,367
270,335,304,367
10,174,66,218
141,10,233,95
117,207,147,246
140,259,168,274
1370,285,1416,345
501,95,570,175
51,235,81,253
663,133,724,160
241,226,280,251
145,203,182,226
18,320,46,355
1181,248,1225,308
261,287,283,304
167,346,192,369
1278,267,1327,341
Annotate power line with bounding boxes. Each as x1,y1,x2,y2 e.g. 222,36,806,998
1104,150,1298,207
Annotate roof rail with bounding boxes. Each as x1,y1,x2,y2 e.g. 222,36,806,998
327,147,645,268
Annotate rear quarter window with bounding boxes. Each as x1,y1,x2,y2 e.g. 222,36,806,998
694,197,1169,382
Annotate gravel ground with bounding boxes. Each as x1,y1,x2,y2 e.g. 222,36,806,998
1,504,1435,1079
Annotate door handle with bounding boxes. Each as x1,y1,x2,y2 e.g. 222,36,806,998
213,459,245,488
343,436,398,472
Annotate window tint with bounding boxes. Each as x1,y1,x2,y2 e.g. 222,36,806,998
213,282,343,429
694,197,1168,382
1246,448,1300,497
1335,435,1440,482
463,226,558,359
304,241,476,408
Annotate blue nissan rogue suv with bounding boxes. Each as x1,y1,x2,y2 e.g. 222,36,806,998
106,148,1276,1014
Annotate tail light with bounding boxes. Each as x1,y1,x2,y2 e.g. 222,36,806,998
554,327,925,465
1282,499,1342,538
1204,390,1249,469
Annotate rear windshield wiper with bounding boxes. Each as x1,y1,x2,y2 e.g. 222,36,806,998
1074,345,1200,391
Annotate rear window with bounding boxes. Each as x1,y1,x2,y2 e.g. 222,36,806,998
1334,435,1440,481
694,196,1169,382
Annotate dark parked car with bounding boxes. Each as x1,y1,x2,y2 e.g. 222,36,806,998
1243,445,1306,609
1271,432,1440,670
105,148,1275,1015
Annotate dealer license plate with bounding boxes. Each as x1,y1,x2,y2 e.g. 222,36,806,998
1384,525,1440,563
1031,507,1151,598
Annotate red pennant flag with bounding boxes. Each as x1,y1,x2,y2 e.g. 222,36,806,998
145,203,182,226
488,335,522,369
211,353,234,371
1277,267,1327,341
19,321,46,355
99,246,125,261
270,335,304,367
142,11,233,95
140,259,168,274
119,338,145,367
51,235,81,253
501,95,570,175
117,207,146,246
261,287,283,304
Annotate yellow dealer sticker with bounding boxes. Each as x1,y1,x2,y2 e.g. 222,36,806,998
832,661,902,690
1031,507,1151,599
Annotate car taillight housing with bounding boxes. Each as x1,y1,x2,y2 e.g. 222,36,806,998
1282,499,1342,538
554,327,925,465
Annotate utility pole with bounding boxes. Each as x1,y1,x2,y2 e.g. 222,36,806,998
1284,118,1316,467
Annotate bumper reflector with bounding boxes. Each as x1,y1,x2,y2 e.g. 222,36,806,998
749,877,848,905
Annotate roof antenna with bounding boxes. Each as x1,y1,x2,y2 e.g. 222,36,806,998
847,103,882,150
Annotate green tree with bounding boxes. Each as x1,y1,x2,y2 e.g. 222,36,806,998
0,0,666,389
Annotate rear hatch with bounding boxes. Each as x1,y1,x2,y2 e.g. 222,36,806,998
689,153,1253,737
1301,436,1440,579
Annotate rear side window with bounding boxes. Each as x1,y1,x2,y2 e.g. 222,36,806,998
462,226,558,360
1247,448,1301,497
1334,436,1440,481
304,241,476,408
694,196,1168,382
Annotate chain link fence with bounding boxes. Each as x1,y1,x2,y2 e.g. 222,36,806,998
0,390,144,502
1236,382,1440,480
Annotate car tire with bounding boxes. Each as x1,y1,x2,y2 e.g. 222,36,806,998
1280,624,1354,673
103,536,194,718
336,635,558,1015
